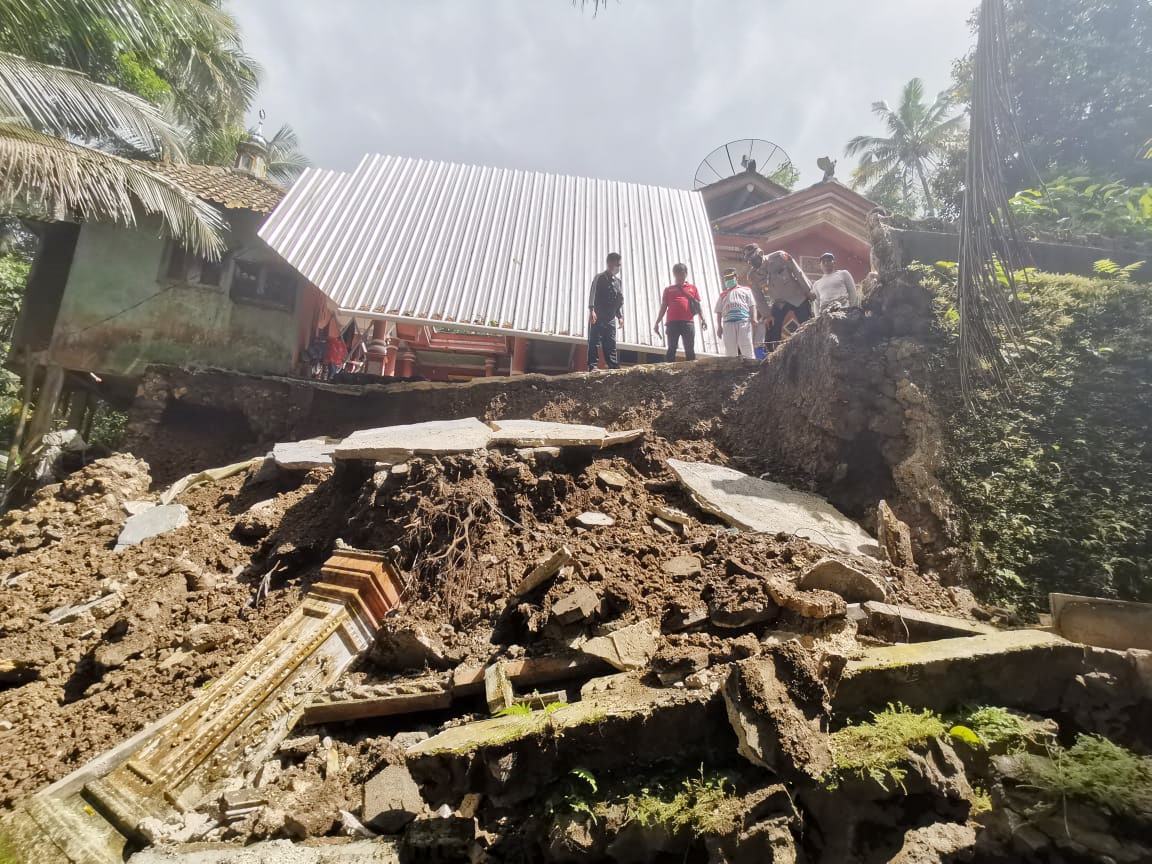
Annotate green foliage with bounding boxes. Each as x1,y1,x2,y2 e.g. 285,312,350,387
767,159,800,192
828,704,947,790
845,77,966,217
962,707,1028,746
1000,0,1152,185
1013,735,1152,818
494,703,534,717
0,252,29,339
1010,177,1152,241
948,725,982,747
86,405,127,450
555,767,600,824
114,51,171,105
624,770,736,837
921,261,1152,604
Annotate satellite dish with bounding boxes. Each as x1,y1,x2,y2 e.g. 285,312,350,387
693,139,796,191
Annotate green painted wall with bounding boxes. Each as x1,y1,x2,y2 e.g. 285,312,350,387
49,214,299,378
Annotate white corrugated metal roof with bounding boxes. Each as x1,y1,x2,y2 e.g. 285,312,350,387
259,154,723,354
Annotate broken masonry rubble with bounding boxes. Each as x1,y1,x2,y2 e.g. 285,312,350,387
2,417,1151,862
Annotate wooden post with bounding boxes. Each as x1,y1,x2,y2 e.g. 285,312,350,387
25,364,64,450
66,389,89,432
510,337,529,375
484,357,497,377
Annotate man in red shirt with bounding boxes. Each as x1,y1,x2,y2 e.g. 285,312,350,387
653,263,708,362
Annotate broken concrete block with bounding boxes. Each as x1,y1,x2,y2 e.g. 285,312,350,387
834,629,1084,715
764,580,846,620
363,764,425,833
114,503,189,551
861,601,996,642
723,646,833,781
647,503,692,526
278,734,321,757
334,418,493,462
662,607,709,633
370,624,453,672
233,499,279,541
890,822,977,864
489,419,606,447
1050,593,1152,651
709,600,779,630
651,517,678,535
513,546,572,596
272,437,340,470
666,460,878,557
877,500,915,569
552,585,600,624
512,689,567,710
580,620,659,671
799,558,887,603
662,555,703,580
574,511,615,528
128,839,400,863
601,428,645,448
484,661,514,713
596,469,629,491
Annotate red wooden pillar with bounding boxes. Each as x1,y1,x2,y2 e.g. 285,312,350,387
571,344,589,373
484,357,497,377
398,345,416,378
365,320,390,376
510,337,529,375
383,344,397,377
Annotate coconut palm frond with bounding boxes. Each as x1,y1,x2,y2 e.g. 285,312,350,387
167,36,261,136
0,0,232,64
0,51,186,158
956,0,1030,403
0,123,224,257
266,123,310,185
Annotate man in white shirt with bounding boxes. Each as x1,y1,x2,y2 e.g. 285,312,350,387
812,252,860,314
715,268,758,358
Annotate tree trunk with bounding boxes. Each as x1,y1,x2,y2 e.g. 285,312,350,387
916,162,937,217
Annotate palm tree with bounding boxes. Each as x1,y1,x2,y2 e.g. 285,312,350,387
194,122,311,186
0,0,261,256
845,78,965,217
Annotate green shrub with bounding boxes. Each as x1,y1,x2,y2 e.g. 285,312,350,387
920,261,1152,605
828,704,947,790
1012,735,1152,818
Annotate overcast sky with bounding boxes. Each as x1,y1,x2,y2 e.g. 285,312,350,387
229,0,976,190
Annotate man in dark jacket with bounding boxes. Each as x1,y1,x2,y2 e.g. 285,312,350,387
587,252,624,371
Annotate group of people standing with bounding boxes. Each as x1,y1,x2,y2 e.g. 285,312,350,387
585,247,859,370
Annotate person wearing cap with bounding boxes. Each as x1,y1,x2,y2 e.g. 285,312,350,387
812,252,860,314
742,246,816,350
714,268,758,358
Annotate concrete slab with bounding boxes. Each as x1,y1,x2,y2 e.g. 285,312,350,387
799,558,888,603
334,418,492,462
601,428,646,448
833,629,1084,715
488,419,606,448
1051,593,1152,651
513,546,572,596
579,620,659,671
115,504,189,551
666,460,878,557
861,602,996,642
126,839,400,863
272,437,340,470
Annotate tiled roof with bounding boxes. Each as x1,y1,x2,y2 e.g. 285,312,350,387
150,162,285,213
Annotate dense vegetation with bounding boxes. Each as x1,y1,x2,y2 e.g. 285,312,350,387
922,261,1152,606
